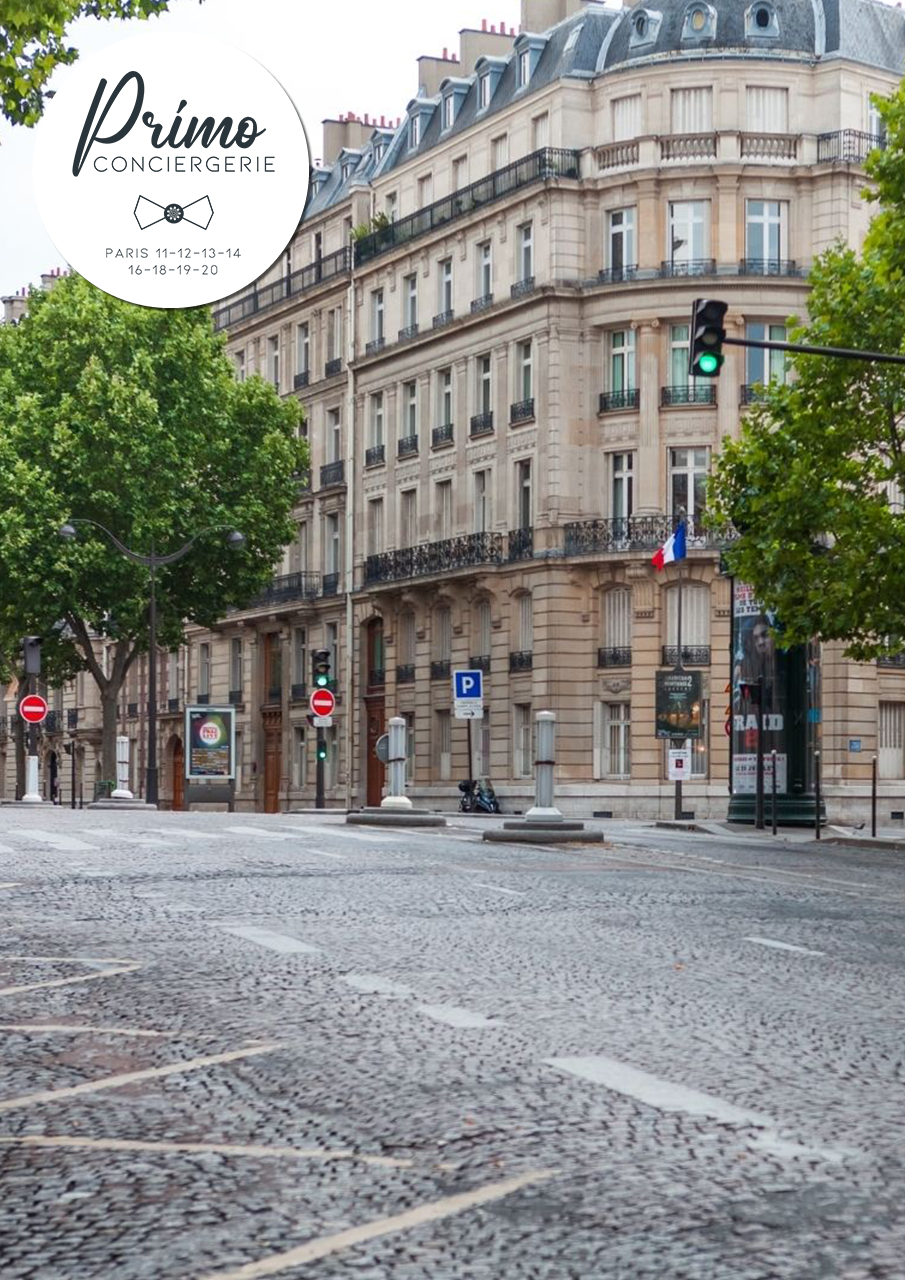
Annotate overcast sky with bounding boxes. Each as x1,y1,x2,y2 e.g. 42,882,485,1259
0,0,523,296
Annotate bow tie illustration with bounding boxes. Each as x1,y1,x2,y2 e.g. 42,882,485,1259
133,195,214,231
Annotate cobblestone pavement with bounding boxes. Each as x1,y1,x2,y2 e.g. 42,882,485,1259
0,807,903,1279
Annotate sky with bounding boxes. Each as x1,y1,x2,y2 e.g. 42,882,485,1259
0,0,523,296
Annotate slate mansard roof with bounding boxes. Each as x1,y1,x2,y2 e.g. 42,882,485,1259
304,0,905,221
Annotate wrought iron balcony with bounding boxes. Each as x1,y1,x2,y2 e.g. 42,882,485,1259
294,370,310,390
509,650,533,673
212,245,352,331
508,527,534,562
364,531,503,585
432,423,454,448
229,689,244,705
365,444,386,467
265,685,282,704
244,572,320,609
431,660,451,680
295,472,312,494
167,697,180,714
511,277,536,299
662,646,711,667
398,323,419,343
354,147,582,265
325,357,342,378
564,515,720,556
599,389,639,413
738,258,803,277
471,293,494,314
196,693,210,705
290,682,306,701
598,647,632,668
67,709,79,730
661,385,716,407
369,668,386,687
598,265,638,284
877,653,905,668
433,309,454,330
365,336,386,356
127,702,138,718
470,411,494,437
817,129,886,164
398,434,419,459
659,259,716,278
45,711,60,733
740,384,768,406
320,460,345,488
510,398,535,424
322,573,340,596
469,655,491,673
396,664,415,684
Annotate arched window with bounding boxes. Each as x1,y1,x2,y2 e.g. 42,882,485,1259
600,588,632,666
665,583,710,663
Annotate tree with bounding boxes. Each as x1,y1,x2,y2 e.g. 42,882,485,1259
0,272,305,779
709,89,905,662
1,1,199,128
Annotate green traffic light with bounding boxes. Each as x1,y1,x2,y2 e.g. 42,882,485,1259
317,747,327,761
698,352,720,374
315,674,329,687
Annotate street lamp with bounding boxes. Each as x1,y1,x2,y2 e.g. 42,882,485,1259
58,520,245,806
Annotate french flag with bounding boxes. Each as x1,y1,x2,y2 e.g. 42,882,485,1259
651,521,687,571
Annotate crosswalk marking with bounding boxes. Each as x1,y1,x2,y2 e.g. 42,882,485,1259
15,830,98,852
220,925,319,955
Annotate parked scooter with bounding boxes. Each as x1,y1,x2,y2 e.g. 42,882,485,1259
458,778,501,814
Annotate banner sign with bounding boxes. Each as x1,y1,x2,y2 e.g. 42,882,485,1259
185,705,236,779
733,753,787,795
656,670,703,739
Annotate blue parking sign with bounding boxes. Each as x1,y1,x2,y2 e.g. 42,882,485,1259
453,669,483,700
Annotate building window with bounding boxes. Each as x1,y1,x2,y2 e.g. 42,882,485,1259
516,593,534,654
868,95,887,141
435,605,452,662
610,329,635,393
296,324,309,375
453,155,468,189
326,621,339,680
746,4,780,38
168,650,181,701
234,350,246,381
514,703,533,778
531,112,549,149
399,611,416,666
439,367,453,426
436,480,453,540
369,392,384,447
669,201,709,265
386,191,398,220
374,141,386,163
327,306,342,362
198,643,210,699
746,85,788,131
418,173,433,208
268,335,280,390
474,469,492,533
518,222,533,282
612,453,634,521
517,340,533,401
745,323,788,385
410,114,421,147
670,86,713,133
669,447,710,520
475,600,492,659
491,134,509,169
435,709,452,780
400,489,417,546
230,638,243,696
670,323,692,387
599,702,631,778
298,522,309,572
879,702,905,778
515,460,532,531
371,289,384,341
518,49,531,88
612,94,642,141
292,626,307,687
479,74,490,110
404,273,418,328
443,94,455,130
602,589,632,653
745,200,788,267
477,240,492,297
438,257,453,313
477,354,492,414
325,512,340,575
327,407,342,462
292,726,307,788
403,381,417,435
666,582,710,647
367,497,384,555
324,724,338,790
608,208,636,275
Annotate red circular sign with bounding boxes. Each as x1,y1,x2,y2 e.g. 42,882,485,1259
309,688,336,717
19,694,49,724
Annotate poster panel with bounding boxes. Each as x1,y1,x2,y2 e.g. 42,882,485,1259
732,753,788,795
185,706,236,779
656,670,703,739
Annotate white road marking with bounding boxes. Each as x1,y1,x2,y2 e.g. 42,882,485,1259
220,925,319,955
81,827,175,848
295,825,397,845
0,881,22,888
160,828,213,841
166,902,205,913
342,973,413,998
0,955,141,997
306,847,346,860
225,826,293,841
0,845,18,855
0,1133,412,1168
193,1168,555,1280
479,884,527,897
744,936,825,957
0,1042,278,1113
0,1022,166,1039
417,1004,499,1029
16,830,98,852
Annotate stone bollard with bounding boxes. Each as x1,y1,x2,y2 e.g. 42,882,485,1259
21,755,42,804
525,711,562,824
381,716,412,811
111,735,134,801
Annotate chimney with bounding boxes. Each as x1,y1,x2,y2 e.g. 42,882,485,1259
2,294,28,324
321,114,372,165
459,22,517,75
520,0,585,31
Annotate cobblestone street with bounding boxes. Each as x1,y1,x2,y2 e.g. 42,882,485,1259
0,808,903,1278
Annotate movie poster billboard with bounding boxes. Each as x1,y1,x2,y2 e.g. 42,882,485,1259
656,670,703,739
185,706,236,779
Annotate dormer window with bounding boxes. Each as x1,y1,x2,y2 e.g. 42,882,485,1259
341,160,353,182
479,74,490,109
443,94,455,130
682,3,717,41
410,115,421,148
518,50,531,88
374,142,386,162
745,2,779,37
629,8,662,49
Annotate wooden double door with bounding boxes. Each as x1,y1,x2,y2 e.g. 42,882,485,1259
263,710,282,813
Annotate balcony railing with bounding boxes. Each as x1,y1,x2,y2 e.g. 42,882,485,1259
817,130,886,164
471,293,494,314
290,683,306,701
469,655,491,673
511,277,536,299
212,246,352,331
433,309,455,330
365,336,386,356
509,650,533,673
431,660,451,680
265,685,282,704
740,384,768,406
599,389,639,413
661,385,717,407
196,693,210,705
662,646,711,667
738,258,803,277
508,527,534,562
354,147,582,265
243,571,320,610
397,434,419,459
230,689,244,705
167,697,181,714
564,515,721,555
598,647,632,668
320,460,345,488
294,370,310,390
369,668,386,687
364,531,503,585
660,258,716,278
127,702,138,718
67,709,79,730
322,573,340,596
739,132,799,161
365,444,386,467
660,132,717,161
510,398,535,424
598,265,638,285
470,411,494,437
432,423,454,448
324,357,342,378
398,323,419,343
596,139,639,170
45,711,60,733
295,472,312,494
877,653,905,669
396,664,415,684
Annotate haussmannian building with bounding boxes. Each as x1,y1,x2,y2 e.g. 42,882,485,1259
4,0,905,820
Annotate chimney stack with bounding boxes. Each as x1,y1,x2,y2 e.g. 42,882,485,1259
2,294,28,324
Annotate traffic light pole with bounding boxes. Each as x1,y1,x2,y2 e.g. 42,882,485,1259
755,674,765,831
722,334,905,367
315,726,325,809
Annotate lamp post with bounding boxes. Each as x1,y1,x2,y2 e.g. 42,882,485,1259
59,521,245,806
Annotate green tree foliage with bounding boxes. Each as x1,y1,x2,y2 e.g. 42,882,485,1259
709,91,905,661
1,1,196,128
0,273,305,775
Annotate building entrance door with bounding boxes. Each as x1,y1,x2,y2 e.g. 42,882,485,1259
172,738,184,810
263,711,282,813
365,698,386,807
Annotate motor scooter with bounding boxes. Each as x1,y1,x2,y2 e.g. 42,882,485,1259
458,778,501,814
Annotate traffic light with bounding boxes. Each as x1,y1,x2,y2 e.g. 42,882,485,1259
689,298,728,378
311,648,331,689
316,739,328,762
22,636,42,675
739,680,762,705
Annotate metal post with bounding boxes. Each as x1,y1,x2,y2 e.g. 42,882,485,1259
814,749,821,840
146,547,158,807
771,749,777,836
381,716,412,810
754,673,765,830
526,711,562,823
315,726,325,809
71,738,76,810
871,754,877,839
674,758,683,821
674,548,685,822
22,674,42,804
467,717,474,786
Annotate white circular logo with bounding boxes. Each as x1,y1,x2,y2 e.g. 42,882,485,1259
33,31,309,308
199,722,222,744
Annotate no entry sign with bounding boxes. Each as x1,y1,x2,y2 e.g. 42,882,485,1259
19,694,48,724
309,687,336,718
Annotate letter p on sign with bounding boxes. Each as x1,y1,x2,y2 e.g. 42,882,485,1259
453,669,483,701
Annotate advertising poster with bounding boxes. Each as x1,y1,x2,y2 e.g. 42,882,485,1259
655,670,703,739
185,706,235,780
732,752,788,795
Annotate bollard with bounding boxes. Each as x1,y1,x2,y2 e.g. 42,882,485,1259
111,735,134,800
771,749,777,837
22,755,42,804
380,716,412,811
526,711,563,823
871,754,877,839
814,749,821,841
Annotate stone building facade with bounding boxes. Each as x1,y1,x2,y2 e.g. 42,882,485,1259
4,0,905,818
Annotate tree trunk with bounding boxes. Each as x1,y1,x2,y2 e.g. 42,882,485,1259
100,685,121,789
